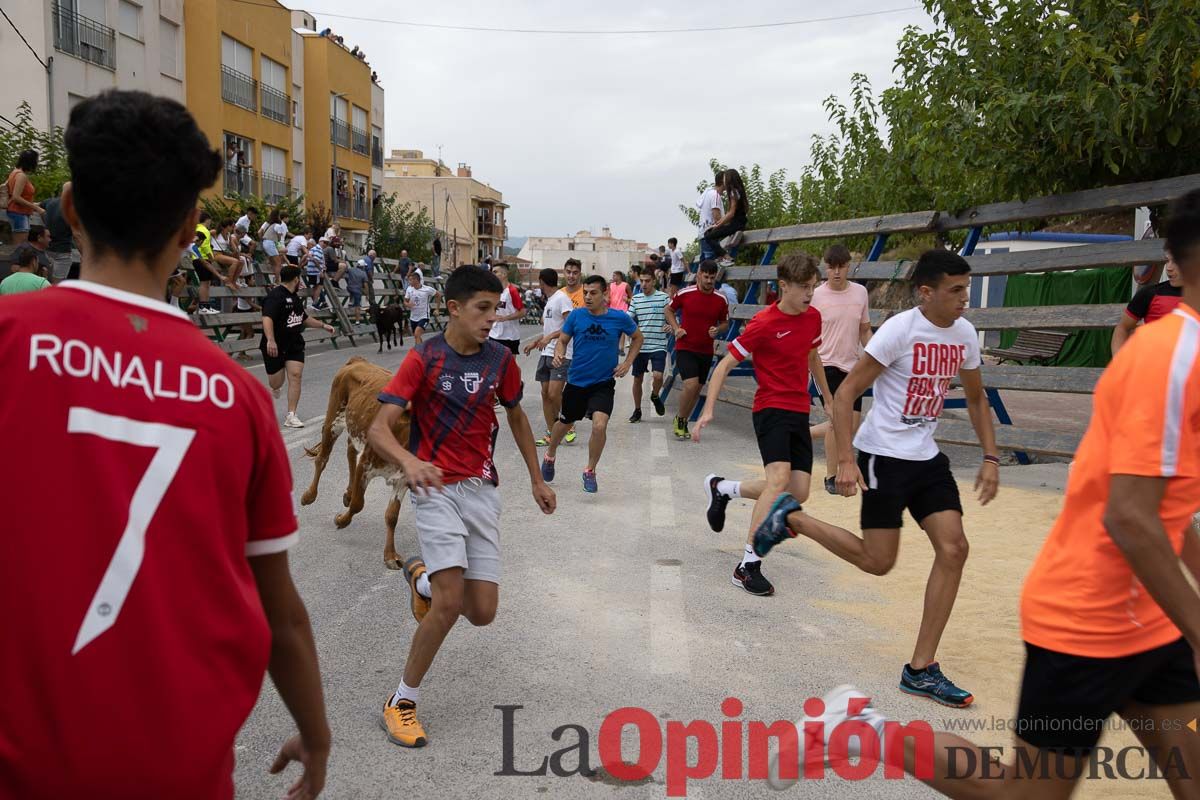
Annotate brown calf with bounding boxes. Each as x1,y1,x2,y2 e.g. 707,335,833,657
300,356,411,569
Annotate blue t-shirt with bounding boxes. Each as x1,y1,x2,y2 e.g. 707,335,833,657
561,307,637,387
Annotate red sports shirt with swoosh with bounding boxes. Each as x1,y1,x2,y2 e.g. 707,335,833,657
728,302,823,413
0,282,297,799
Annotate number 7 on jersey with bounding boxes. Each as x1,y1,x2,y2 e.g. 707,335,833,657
67,407,196,655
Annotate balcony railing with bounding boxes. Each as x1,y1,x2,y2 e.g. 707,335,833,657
52,3,115,70
330,117,350,148
223,165,259,197
260,85,290,125
333,194,351,219
477,221,497,237
351,125,369,156
371,141,383,168
221,65,257,112
353,197,370,220
261,172,290,203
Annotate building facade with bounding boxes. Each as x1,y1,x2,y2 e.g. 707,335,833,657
382,151,506,266
518,228,648,280
2,0,185,133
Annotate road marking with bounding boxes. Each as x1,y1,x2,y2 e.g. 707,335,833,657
650,427,669,459
650,475,675,528
649,562,690,676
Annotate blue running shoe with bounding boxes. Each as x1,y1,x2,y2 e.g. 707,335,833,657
899,662,973,708
541,457,555,483
751,493,802,557
582,469,598,493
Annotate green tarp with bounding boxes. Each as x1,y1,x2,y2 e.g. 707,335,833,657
999,267,1132,367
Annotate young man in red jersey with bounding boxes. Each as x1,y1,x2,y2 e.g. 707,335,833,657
368,265,556,748
665,259,730,439
0,91,329,799
693,252,834,597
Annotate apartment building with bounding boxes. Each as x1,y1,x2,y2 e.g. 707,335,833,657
518,228,649,279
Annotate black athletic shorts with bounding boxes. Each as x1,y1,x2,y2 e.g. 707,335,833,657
559,380,615,424
669,271,685,288
752,409,813,472
675,350,713,384
815,366,864,413
285,254,300,266
1015,638,1200,754
858,450,961,529
633,350,667,377
261,341,305,375
493,338,520,355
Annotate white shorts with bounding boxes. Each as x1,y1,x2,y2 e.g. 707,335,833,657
412,479,502,583
262,239,279,257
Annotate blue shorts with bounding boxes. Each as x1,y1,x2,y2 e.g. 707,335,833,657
262,239,279,257
633,350,667,377
411,317,429,331
348,289,362,307
6,211,30,233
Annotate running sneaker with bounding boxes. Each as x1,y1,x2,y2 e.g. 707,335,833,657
402,557,431,623
629,408,643,423
564,430,577,445
704,474,730,532
582,469,598,493
899,662,974,708
672,416,691,440
718,256,735,268
751,493,802,557
380,698,428,747
283,412,305,428
541,456,555,483
824,476,838,495
651,394,666,416
767,684,885,790
732,561,774,596
534,431,552,447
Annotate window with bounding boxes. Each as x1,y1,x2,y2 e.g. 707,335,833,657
292,84,302,127
292,160,304,197
78,0,106,24
261,145,287,179
220,34,253,75
159,17,179,77
118,1,141,39
351,105,367,131
260,56,286,91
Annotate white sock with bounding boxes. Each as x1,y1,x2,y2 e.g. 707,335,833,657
717,479,741,498
391,679,419,705
740,545,761,566
415,573,432,599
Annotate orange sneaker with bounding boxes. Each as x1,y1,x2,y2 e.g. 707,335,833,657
381,698,428,747
403,557,431,623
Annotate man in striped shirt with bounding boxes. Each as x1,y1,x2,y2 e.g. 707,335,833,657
627,268,671,422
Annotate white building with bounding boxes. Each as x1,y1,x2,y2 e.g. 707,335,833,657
1,0,185,132
517,227,649,279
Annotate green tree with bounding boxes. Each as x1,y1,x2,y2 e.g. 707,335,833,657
0,102,70,202
368,194,434,262
199,193,306,228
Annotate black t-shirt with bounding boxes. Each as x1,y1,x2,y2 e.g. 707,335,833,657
1126,280,1183,324
43,197,75,253
261,286,306,351
398,257,412,279
324,247,340,273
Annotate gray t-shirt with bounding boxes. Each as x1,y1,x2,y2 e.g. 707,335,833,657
345,266,368,292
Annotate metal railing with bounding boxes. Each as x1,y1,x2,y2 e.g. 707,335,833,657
330,117,350,148
261,172,290,203
221,65,257,112
223,165,258,197
351,125,369,155
52,3,115,70
353,197,370,220
260,85,290,125
333,194,352,219
371,140,383,168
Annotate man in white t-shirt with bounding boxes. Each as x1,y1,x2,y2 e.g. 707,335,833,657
234,208,258,257
523,267,575,443
751,249,1000,710
810,244,872,494
696,174,725,263
667,236,688,296
403,271,438,344
487,262,525,354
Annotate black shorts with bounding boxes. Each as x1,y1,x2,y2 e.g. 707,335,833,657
752,409,813,472
493,338,520,355
858,450,961,529
559,380,615,424
285,254,300,266
261,341,305,375
669,271,685,287
675,350,713,384
633,350,667,377
303,274,320,289
1016,638,1200,754
815,366,864,413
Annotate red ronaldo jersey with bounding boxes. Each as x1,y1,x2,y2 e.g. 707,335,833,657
729,303,823,413
379,335,523,485
0,282,298,799
669,286,729,355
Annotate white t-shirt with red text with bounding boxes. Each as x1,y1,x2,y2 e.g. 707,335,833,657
489,284,524,342
853,307,981,461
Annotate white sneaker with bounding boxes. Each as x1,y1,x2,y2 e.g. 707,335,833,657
767,684,885,790
718,257,734,268
283,412,304,428
197,306,218,315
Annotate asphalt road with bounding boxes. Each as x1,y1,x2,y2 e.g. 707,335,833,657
232,331,961,800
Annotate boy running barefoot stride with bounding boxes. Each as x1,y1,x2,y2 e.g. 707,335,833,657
367,266,556,748
693,253,833,596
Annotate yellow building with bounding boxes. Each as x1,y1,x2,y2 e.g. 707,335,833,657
184,0,296,204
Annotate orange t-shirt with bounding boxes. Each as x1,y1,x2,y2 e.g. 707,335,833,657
562,285,584,309
6,170,34,213
1020,305,1200,658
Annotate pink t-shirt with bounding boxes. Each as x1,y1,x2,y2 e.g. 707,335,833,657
811,281,870,372
609,281,629,311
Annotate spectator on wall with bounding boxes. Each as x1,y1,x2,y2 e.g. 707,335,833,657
6,150,44,245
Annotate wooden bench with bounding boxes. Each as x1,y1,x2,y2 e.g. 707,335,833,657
984,330,1071,365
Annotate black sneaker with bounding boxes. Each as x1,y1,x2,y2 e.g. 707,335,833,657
651,394,666,416
732,561,774,596
704,473,730,532
824,476,838,495
629,408,643,423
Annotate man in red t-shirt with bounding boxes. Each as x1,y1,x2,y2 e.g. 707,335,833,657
0,91,329,799
665,260,730,439
1112,246,1184,355
368,266,556,748
692,253,832,596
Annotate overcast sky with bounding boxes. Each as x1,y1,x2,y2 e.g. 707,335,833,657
298,1,932,247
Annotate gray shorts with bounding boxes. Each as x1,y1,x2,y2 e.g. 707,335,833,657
49,250,76,281
412,479,502,583
535,354,570,383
